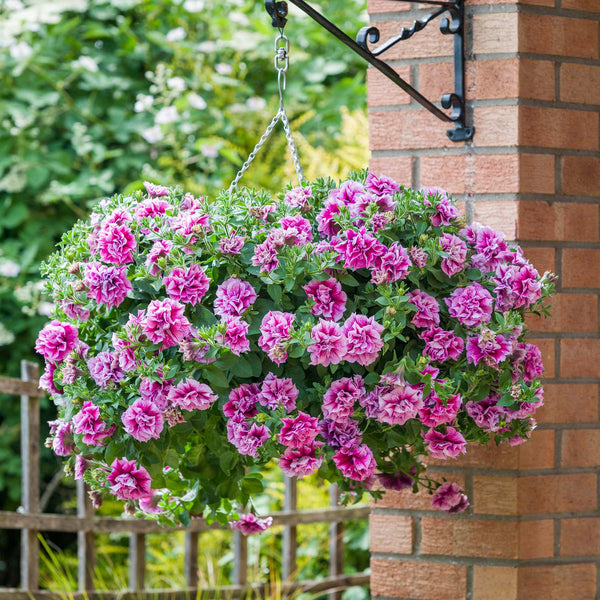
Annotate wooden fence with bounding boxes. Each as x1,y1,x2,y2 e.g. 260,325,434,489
0,361,370,599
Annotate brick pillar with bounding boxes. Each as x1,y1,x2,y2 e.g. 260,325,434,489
367,1,600,599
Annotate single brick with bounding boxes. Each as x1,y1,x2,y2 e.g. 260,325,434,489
473,476,518,515
526,293,598,333
518,429,555,470
518,473,597,514
519,107,598,150
473,566,517,600
562,0,600,13
369,156,413,186
517,564,596,600
473,106,519,147
420,155,467,194
519,13,598,59
420,517,519,559
474,154,520,194
560,63,600,105
419,62,455,103
473,13,519,55
561,517,600,555
517,201,599,242
370,558,467,600
519,520,555,559
521,246,555,275
367,66,411,107
562,429,600,468
537,383,598,424
561,338,600,378
520,153,555,194
467,58,519,100
369,514,413,554
562,248,600,288
520,59,556,101
562,156,600,197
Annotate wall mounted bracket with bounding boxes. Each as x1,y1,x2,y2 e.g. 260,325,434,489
265,0,474,142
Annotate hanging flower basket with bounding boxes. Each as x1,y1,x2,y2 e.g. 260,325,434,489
37,172,553,530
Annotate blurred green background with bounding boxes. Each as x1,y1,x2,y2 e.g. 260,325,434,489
0,0,369,593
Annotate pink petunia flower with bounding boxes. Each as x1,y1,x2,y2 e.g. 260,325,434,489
219,231,245,254
342,313,384,366
97,222,136,264
230,422,271,457
134,198,173,220
145,240,173,276
143,298,192,350
432,481,469,513
218,316,250,356
439,233,468,277
421,187,459,226
35,320,79,364
423,427,467,460
408,290,440,329
72,401,115,446
168,379,218,411
140,378,173,411
223,384,260,418
61,302,90,322
420,327,464,363
122,399,164,442
466,330,512,366
229,513,273,535
278,412,320,448
465,396,506,432
285,186,312,210
372,242,412,284
335,227,386,271
258,311,295,365
522,343,544,381
378,381,424,426
214,277,258,317
322,376,365,423
258,373,298,412
409,246,428,268
87,351,124,389
163,263,210,306
304,278,347,321
419,392,462,428
279,444,323,478
333,442,376,481
143,181,170,197
251,239,279,273
280,215,313,245
319,418,362,449
445,283,493,329
84,262,132,308
107,457,152,501
308,319,347,367
49,421,73,456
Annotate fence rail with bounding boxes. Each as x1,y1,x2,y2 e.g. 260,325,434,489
1,360,370,599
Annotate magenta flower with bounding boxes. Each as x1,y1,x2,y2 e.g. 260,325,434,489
35,320,79,364
285,186,312,209
304,278,347,321
140,378,172,411
377,471,414,492
84,262,132,308
122,399,164,442
470,225,511,272
465,397,506,432
522,343,544,381
423,427,467,460
251,239,279,273
279,444,323,478
420,327,464,363
445,283,493,329
219,316,250,356
97,222,136,264
73,401,115,446
164,263,210,306
143,181,170,197
342,313,384,366
333,443,376,481
432,481,469,513
39,362,61,397
229,513,273,536
168,379,218,411
365,171,401,199
74,455,87,480
323,376,365,423
223,384,260,418
258,373,298,412
419,392,462,428
308,319,347,367
421,187,459,226
107,457,152,501
87,351,124,389
316,198,343,237
372,242,412,284
408,290,440,328
145,240,173,276
219,231,245,254
230,422,271,457
409,246,428,268
279,412,320,448
214,277,258,317
319,418,362,449
466,330,512,366
280,215,313,245
134,198,172,220
258,311,295,365
335,227,386,271
440,233,468,277
61,302,90,322
143,298,192,349
378,382,423,426
50,421,73,456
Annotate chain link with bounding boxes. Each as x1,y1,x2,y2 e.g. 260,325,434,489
228,32,305,193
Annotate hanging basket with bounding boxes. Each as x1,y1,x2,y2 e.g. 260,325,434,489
36,172,553,530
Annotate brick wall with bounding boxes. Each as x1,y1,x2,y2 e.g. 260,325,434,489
367,1,600,599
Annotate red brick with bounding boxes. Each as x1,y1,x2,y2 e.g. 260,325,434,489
420,155,467,194
522,246,555,274
519,107,599,150
371,559,467,600
519,520,555,559
526,293,598,333
421,518,519,558
562,0,600,12
520,153,556,194
474,106,519,147
369,110,452,151
518,473,597,514
419,62,455,103
560,63,600,105
368,0,410,13
473,566,517,600
474,155,520,194
537,383,598,423
520,59,556,101
473,200,519,240
473,476,517,515
518,429,555,469
367,66,412,107
562,156,600,196
562,249,600,288
517,564,596,600
520,14,599,59
369,156,413,186
473,13,519,55
561,338,600,378
561,517,600,555
428,441,519,469
467,58,519,100
369,514,413,554
529,338,555,378
562,429,600,467
517,201,599,242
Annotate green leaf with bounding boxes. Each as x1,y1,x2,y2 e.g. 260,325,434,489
466,268,482,281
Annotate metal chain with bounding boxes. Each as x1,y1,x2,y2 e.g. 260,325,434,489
228,32,305,193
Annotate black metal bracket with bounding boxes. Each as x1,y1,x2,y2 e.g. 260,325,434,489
265,0,474,142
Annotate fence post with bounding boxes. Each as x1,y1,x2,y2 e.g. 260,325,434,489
184,531,199,588
77,480,96,591
282,476,297,580
232,524,248,588
129,533,146,591
20,360,40,591
328,483,343,600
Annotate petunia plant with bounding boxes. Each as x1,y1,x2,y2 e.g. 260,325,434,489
37,171,553,531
